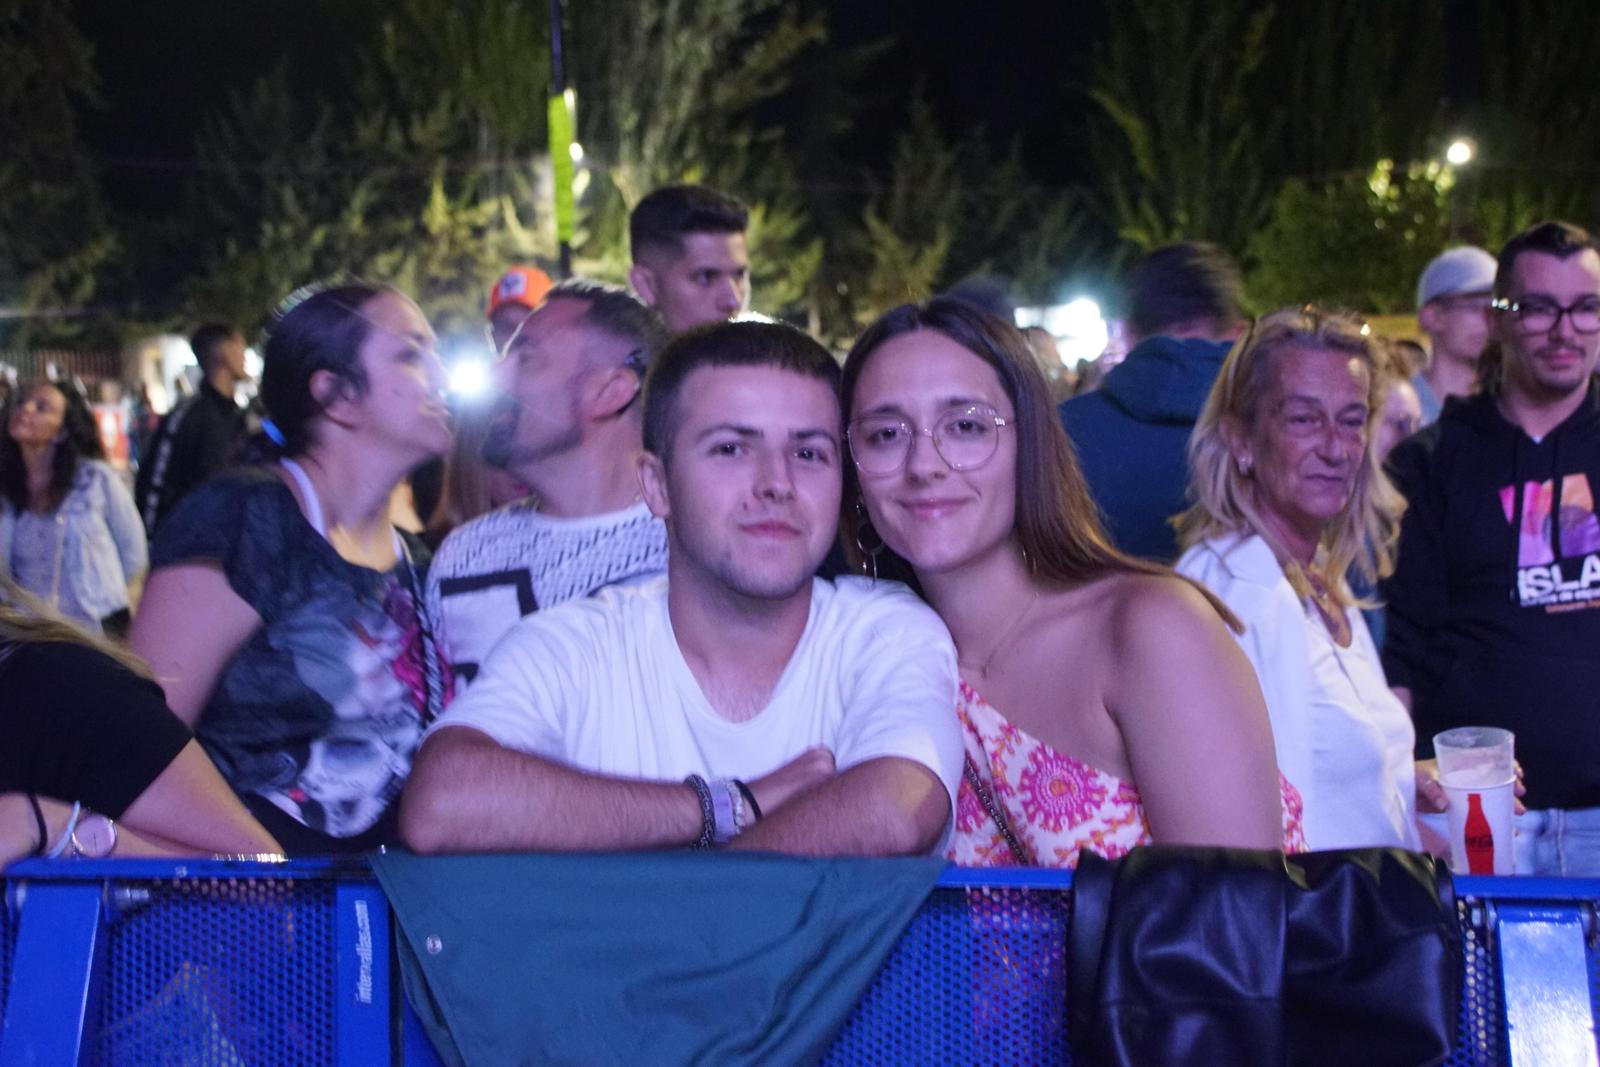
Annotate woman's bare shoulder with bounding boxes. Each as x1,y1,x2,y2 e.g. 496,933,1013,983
1089,570,1234,660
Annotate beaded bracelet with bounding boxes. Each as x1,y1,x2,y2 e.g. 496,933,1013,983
727,779,748,833
684,774,717,848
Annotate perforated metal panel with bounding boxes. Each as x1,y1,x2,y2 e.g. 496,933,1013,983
1590,907,1600,1049
6,863,1600,1066
90,874,337,1067
1447,897,1509,1067
0,887,14,1028
824,884,1072,1065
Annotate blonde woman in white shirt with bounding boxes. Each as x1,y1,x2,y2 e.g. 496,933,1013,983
1175,307,1432,850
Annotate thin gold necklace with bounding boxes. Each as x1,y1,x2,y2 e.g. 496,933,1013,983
962,589,1042,679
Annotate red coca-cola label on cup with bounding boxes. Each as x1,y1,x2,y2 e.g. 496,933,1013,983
1465,793,1495,874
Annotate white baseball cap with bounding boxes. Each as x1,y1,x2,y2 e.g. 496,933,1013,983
1416,246,1497,309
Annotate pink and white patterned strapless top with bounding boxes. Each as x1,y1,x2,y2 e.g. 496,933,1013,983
946,680,1307,867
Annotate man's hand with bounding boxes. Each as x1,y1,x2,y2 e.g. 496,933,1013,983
729,757,949,857
745,746,835,817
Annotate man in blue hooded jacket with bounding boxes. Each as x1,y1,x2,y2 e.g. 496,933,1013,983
1059,242,1247,561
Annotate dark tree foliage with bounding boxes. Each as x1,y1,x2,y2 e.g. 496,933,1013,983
0,0,116,348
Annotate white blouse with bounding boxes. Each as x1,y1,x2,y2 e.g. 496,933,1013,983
1178,532,1420,851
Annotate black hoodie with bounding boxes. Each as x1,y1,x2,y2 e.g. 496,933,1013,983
1382,380,1600,810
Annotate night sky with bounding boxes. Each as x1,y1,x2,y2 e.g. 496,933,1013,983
75,0,1104,217
76,0,341,213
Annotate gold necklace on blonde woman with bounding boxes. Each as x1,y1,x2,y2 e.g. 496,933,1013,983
961,589,1042,679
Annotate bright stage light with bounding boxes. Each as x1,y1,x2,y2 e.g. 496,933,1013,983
449,358,490,397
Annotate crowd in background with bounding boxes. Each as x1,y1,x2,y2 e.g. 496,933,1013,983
5,180,1595,879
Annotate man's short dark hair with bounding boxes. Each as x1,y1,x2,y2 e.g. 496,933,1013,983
1125,242,1246,339
545,279,669,370
629,184,749,262
1494,220,1600,299
1475,221,1600,394
190,322,240,371
642,321,840,460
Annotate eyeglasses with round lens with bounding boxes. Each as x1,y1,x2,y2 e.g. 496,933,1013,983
1493,296,1600,335
847,405,1010,476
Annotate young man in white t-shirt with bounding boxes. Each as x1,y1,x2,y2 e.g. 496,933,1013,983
402,322,963,857
426,280,671,683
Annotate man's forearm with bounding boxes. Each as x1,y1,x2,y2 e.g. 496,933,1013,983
728,757,949,857
400,728,702,854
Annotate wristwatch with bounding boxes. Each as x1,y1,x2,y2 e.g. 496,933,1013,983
70,813,117,858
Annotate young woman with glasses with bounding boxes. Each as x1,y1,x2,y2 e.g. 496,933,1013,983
841,298,1302,867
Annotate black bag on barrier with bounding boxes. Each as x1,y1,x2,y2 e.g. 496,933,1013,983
1068,846,1460,1067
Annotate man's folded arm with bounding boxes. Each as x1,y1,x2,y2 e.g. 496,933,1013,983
727,756,949,857
399,726,702,854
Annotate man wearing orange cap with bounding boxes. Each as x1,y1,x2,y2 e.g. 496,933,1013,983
487,265,555,354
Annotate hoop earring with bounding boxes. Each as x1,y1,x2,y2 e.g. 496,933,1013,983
1020,542,1037,577
853,500,884,582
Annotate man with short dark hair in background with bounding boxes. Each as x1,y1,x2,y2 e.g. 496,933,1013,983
627,184,751,334
426,279,671,686
136,323,251,534
1058,242,1247,561
1385,220,1600,876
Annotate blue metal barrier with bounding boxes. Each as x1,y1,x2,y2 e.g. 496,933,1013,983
2,860,1597,1065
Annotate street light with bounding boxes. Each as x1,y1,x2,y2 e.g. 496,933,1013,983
1445,138,1476,241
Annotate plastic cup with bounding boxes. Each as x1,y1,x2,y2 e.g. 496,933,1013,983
1434,727,1515,875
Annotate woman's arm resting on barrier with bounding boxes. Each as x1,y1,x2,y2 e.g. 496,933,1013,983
118,740,282,855
128,563,261,727
1,792,277,865
1109,576,1284,849
726,756,948,857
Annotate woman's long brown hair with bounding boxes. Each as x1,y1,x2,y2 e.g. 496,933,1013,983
840,298,1242,631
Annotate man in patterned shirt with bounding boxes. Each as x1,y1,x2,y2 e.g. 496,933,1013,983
426,279,670,685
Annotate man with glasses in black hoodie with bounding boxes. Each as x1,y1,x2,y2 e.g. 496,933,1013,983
1384,220,1600,876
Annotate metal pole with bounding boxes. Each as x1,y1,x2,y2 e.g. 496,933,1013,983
549,0,573,279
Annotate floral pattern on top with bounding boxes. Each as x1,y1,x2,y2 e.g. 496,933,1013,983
947,680,1306,868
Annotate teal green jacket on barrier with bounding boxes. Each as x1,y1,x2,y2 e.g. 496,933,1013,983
371,850,946,1067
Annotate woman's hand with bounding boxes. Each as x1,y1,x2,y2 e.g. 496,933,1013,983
1413,759,1447,814
1414,758,1527,815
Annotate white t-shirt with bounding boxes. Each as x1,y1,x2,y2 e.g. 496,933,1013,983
1177,532,1420,851
425,500,668,684
430,575,965,844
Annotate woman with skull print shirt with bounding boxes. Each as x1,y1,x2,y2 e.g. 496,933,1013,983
130,285,454,854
